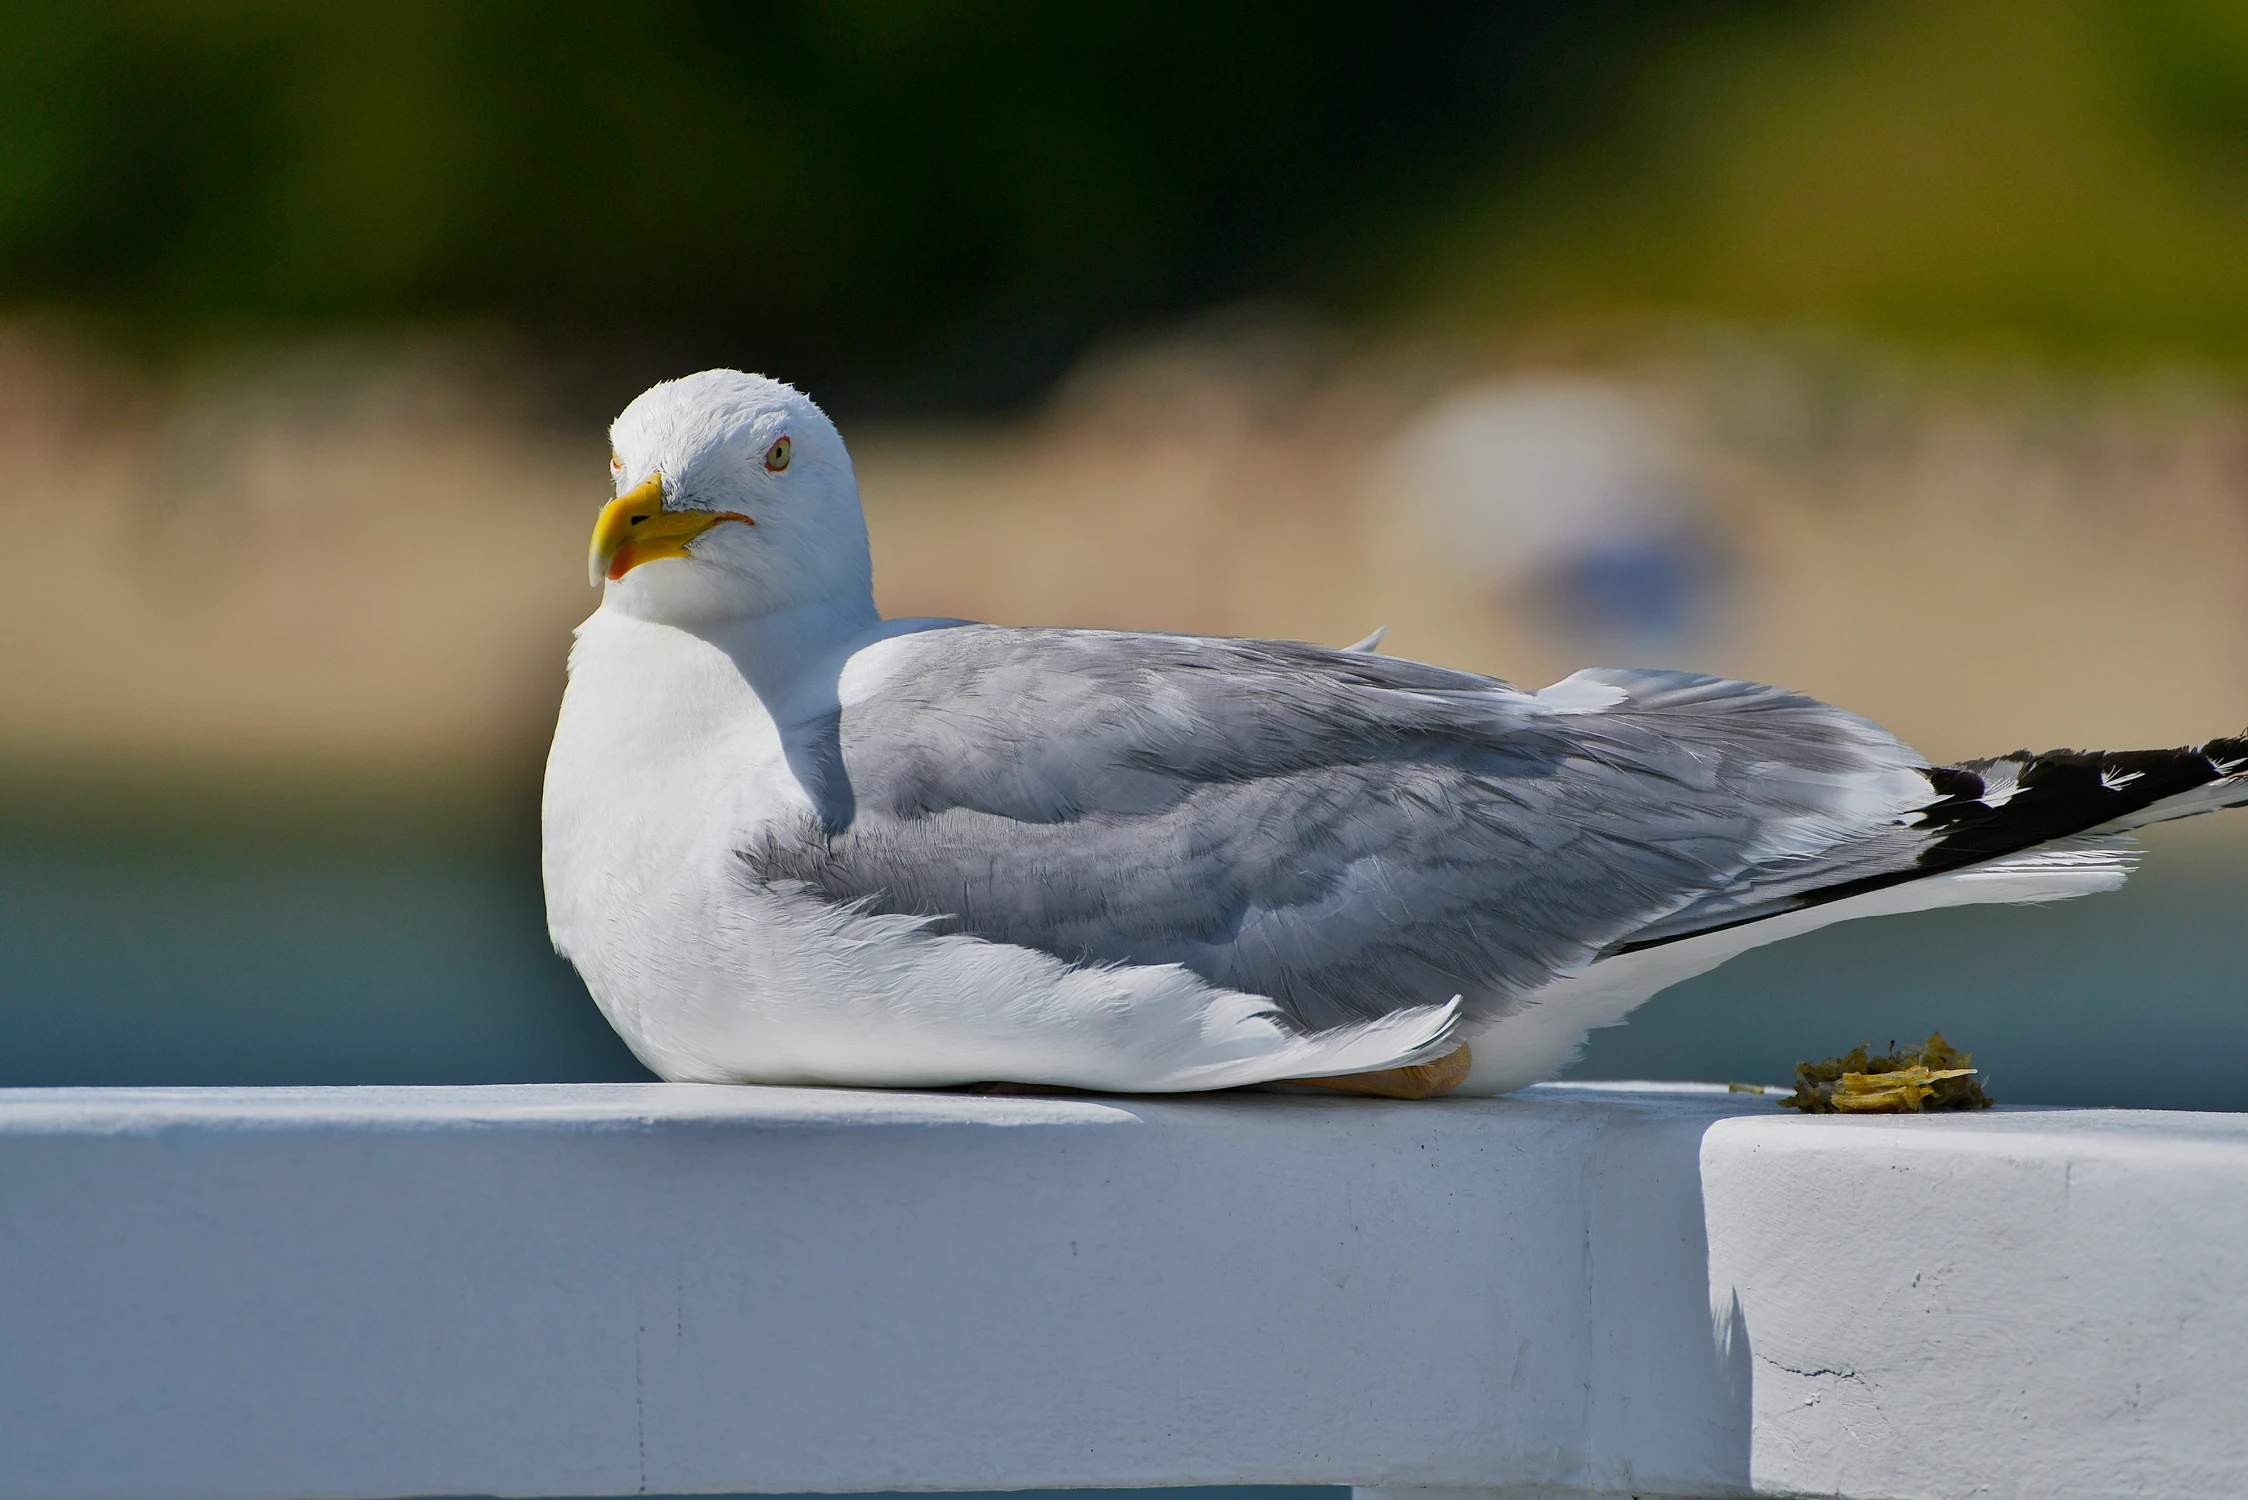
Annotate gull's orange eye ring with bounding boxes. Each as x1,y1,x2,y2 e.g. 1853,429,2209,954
766,436,791,472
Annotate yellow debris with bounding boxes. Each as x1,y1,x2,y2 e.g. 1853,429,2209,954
1783,1032,1993,1114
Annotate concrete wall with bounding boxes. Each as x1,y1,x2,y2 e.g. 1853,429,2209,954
0,1082,2240,1500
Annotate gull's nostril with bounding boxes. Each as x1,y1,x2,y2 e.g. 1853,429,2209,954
630,515,647,526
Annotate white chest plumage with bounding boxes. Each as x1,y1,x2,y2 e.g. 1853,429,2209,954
542,610,811,1077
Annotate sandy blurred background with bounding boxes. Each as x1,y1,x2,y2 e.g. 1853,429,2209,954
4,0,2246,1102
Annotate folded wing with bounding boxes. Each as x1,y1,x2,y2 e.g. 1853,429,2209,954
744,626,1957,1035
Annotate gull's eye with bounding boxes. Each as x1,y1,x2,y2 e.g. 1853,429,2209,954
765,436,791,472
610,456,623,473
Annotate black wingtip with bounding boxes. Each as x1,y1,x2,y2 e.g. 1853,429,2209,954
1911,736,2248,874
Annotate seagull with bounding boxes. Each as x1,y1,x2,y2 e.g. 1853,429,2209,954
543,370,2248,1097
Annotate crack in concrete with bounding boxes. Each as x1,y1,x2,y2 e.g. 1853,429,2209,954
1758,1354,1866,1383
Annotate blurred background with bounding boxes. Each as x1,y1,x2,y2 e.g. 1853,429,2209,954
5,0,2248,1105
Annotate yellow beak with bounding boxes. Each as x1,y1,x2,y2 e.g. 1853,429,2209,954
588,476,754,586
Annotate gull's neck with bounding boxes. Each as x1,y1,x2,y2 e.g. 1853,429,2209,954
681,590,885,707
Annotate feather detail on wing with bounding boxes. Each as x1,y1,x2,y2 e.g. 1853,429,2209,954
744,628,1952,1037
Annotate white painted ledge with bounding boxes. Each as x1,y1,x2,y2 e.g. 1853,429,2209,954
0,1083,2242,1500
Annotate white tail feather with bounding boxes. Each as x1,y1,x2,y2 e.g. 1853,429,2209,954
1453,835,2140,1097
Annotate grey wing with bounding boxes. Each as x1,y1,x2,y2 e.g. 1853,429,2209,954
744,625,1942,1032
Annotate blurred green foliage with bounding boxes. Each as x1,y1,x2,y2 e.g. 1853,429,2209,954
1419,0,2248,365
0,0,1736,404
2124,0,2248,146
5,0,2248,402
